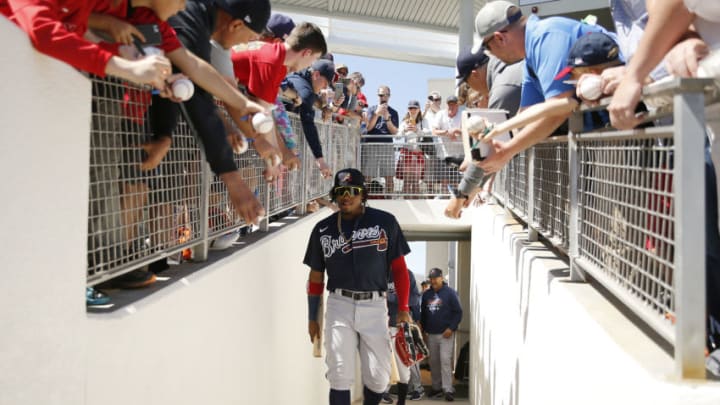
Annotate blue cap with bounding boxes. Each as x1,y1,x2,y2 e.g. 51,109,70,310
456,47,489,84
555,32,621,80
311,59,335,83
214,0,271,34
266,13,295,39
428,268,443,278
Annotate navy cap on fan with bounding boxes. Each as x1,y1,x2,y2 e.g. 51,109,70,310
456,47,489,84
312,59,336,83
214,0,271,34
554,32,621,80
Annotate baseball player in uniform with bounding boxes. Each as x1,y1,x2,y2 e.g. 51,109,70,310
305,168,412,405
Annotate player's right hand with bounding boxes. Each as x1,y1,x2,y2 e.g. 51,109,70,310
308,320,320,343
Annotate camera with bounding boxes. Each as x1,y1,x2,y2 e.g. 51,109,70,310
470,147,483,161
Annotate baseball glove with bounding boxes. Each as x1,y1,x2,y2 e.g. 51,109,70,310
395,322,427,367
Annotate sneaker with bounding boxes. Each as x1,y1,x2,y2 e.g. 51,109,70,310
86,287,110,306
112,269,156,289
409,390,424,401
444,392,454,402
428,389,444,399
381,392,394,404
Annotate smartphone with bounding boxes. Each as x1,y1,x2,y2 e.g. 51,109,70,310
333,82,345,101
135,24,162,47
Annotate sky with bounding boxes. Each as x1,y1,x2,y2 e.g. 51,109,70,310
332,53,455,115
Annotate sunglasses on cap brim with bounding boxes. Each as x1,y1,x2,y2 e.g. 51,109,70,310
333,186,363,197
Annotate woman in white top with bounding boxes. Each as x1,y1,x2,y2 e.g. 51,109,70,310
397,100,431,196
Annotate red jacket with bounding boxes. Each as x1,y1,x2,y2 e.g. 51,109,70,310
1,0,180,77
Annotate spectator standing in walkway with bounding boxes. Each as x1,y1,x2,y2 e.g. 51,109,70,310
473,0,614,174
430,95,464,192
396,100,430,196
283,59,337,178
363,86,400,194
421,267,463,402
304,168,412,405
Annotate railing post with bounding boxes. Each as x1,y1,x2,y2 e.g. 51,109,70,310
259,184,270,232
673,85,707,379
568,113,585,282
192,161,211,262
527,147,538,241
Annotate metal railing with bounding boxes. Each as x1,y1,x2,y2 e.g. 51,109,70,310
358,135,462,198
492,77,718,379
86,76,356,285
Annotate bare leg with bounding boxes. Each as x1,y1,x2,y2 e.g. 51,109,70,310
140,136,172,171
121,182,148,252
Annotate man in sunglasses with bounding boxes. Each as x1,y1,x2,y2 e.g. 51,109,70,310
304,168,412,405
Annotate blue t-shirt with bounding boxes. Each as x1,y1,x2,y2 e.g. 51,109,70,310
521,15,614,108
304,207,411,292
420,283,463,334
363,104,399,143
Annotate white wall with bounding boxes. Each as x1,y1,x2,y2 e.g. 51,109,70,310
85,215,330,405
469,203,720,405
0,18,91,405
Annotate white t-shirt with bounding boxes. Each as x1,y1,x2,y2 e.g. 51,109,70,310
432,109,464,157
685,0,720,49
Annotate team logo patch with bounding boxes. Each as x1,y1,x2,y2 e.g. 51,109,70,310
320,226,389,257
338,171,353,184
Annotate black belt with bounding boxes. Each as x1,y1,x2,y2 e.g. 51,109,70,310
334,289,386,301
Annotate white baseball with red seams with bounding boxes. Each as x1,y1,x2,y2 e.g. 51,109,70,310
577,74,603,101
171,78,194,101
252,112,275,133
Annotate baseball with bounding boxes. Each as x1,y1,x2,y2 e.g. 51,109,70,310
577,74,603,101
252,112,275,133
172,78,194,101
466,115,488,137
143,46,164,57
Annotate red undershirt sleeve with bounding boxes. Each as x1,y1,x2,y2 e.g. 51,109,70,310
391,256,410,312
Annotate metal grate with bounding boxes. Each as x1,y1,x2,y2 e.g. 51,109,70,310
86,76,360,284
577,137,676,319
359,136,462,198
87,77,204,285
532,139,570,250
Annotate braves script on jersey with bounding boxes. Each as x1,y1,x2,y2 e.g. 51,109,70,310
304,207,410,292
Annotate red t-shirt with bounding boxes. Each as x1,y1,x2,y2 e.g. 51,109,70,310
231,42,288,103
1,0,181,77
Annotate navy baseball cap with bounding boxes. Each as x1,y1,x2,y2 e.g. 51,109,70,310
456,47,489,85
407,100,421,108
447,95,459,104
214,0,271,34
266,13,295,39
428,268,443,278
333,168,365,188
554,32,621,80
312,59,336,83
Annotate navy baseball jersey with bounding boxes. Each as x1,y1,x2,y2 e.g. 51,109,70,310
304,207,411,292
